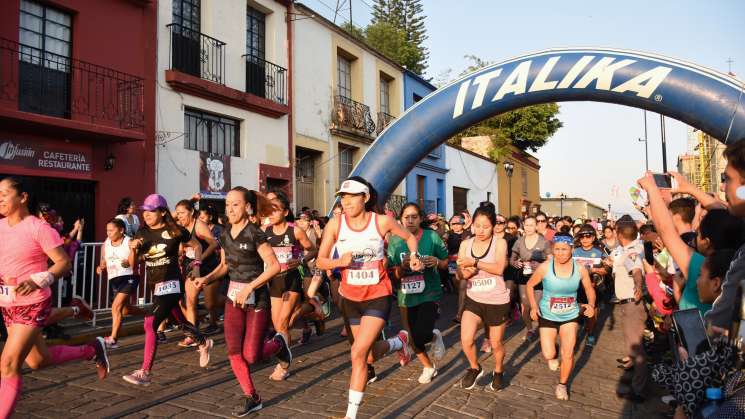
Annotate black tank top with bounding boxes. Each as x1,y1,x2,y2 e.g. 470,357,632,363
220,223,270,309
189,221,219,269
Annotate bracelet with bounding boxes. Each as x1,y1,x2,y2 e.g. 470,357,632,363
190,260,202,267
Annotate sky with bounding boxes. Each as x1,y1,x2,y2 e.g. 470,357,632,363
303,0,745,217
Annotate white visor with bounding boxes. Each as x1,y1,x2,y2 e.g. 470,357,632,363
336,179,370,196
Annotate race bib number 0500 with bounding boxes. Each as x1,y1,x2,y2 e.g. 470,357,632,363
0,285,16,305
401,275,425,294
228,281,255,305
154,280,181,296
346,268,379,286
470,276,496,293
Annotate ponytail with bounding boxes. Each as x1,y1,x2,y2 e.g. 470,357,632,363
231,186,274,223
472,201,497,226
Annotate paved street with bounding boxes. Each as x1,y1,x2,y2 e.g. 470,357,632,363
15,294,668,418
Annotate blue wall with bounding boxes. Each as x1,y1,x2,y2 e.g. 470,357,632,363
403,70,447,215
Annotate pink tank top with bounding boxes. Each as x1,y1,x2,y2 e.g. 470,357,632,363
465,236,510,305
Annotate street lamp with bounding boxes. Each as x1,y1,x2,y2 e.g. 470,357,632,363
638,109,649,171
503,161,514,215
559,193,567,217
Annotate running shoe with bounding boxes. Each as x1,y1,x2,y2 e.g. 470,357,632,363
198,338,213,368
555,383,569,400
418,367,437,384
122,369,151,386
524,329,538,342
460,366,484,390
366,364,377,384
586,336,597,347
104,336,119,349
93,337,110,380
269,364,290,381
232,394,262,417
202,324,221,336
547,359,560,371
156,331,167,344
488,372,503,392
299,326,312,345
308,297,323,320
178,336,197,348
480,338,492,353
431,329,446,361
274,333,292,369
396,330,413,367
71,296,94,321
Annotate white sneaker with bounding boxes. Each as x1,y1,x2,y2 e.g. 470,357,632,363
548,358,560,371
431,329,446,361
555,383,569,400
198,338,213,368
418,367,437,384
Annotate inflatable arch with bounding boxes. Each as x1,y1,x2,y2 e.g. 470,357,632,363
348,47,745,207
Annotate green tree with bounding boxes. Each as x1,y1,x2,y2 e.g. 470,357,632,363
452,55,563,160
369,0,428,74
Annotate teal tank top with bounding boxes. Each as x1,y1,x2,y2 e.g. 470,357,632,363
539,259,581,322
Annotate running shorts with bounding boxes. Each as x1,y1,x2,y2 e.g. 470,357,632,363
463,296,510,327
340,295,391,325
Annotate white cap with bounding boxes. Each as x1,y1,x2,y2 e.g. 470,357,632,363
336,179,369,196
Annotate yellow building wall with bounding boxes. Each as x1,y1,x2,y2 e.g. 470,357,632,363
497,147,541,216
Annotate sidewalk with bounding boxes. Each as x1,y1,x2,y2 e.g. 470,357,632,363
14,294,668,418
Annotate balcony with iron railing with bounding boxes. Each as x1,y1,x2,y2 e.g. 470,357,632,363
243,54,287,106
0,37,145,139
376,111,395,135
331,95,376,140
167,23,225,84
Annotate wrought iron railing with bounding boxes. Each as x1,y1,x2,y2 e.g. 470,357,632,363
376,111,395,135
167,23,225,85
0,37,144,130
243,54,287,106
332,95,376,136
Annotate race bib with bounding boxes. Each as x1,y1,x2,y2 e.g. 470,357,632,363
448,261,457,275
401,274,425,294
185,248,196,260
549,296,577,314
573,257,601,269
523,265,533,275
0,285,16,305
346,268,380,286
470,276,496,293
227,281,255,305
273,247,292,270
154,280,181,296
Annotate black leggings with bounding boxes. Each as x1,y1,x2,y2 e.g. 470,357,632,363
142,292,205,371
404,301,438,353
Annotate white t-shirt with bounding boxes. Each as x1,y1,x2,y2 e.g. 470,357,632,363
612,240,644,300
104,237,134,279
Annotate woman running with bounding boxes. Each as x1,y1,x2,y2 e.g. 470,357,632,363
510,215,550,341
122,194,213,386
198,205,224,243
572,224,607,347
388,203,448,384
527,233,596,401
264,193,317,380
175,199,222,338
0,177,109,417
97,218,145,348
456,202,510,392
446,214,469,324
194,187,291,417
316,177,422,419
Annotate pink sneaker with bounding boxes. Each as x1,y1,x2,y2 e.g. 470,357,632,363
480,338,492,353
396,330,413,367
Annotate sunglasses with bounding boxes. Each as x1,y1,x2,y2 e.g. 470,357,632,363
495,220,506,225
536,219,547,223
578,233,594,238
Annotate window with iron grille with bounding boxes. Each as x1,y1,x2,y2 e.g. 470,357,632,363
172,0,200,31
338,145,354,185
246,6,265,59
337,55,352,99
380,76,390,115
18,0,72,117
184,109,240,157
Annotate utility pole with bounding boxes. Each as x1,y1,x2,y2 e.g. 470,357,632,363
349,0,352,29
660,114,668,173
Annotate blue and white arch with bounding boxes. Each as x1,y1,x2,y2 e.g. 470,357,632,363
349,47,745,207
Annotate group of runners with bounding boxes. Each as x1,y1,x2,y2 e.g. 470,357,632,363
0,174,615,418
